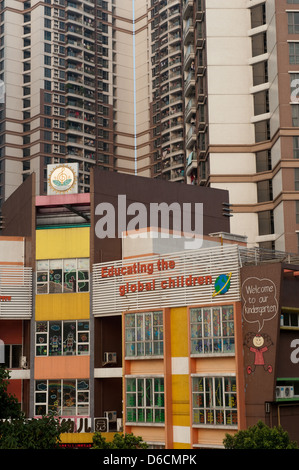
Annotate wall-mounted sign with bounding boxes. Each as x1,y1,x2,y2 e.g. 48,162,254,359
94,417,108,433
47,163,78,195
93,245,241,316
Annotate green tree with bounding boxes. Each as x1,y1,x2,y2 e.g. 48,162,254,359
0,365,71,449
223,420,298,449
93,432,148,449
0,413,71,449
0,365,22,419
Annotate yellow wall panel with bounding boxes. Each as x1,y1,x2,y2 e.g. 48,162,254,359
173,443,191,449
36,227,90,260
35,292,90,320
170,307,188,357
172,375,190,427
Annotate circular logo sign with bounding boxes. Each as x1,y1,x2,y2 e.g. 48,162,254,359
48,165,77,193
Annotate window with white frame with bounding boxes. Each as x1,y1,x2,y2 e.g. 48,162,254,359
126,377,165,424
288,12,299,34
35,379,89,416
125,311,163,358
289,42,299,64
35,320,89,356
36,258,89,294
190,305,235,355
192,376,237,427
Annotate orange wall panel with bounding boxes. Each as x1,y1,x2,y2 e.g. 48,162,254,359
35,355,90,380
128,359,164,375
194,356,236,375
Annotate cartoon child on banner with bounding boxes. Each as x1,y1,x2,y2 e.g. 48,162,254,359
244,332,273,374
242,276,278,375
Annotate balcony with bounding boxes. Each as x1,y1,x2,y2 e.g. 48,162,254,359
186,125,196,149
185,97,196,121
183,18,194,44
184,70,195,96
186,151,197,177
183,0,194,20
184,44,195,71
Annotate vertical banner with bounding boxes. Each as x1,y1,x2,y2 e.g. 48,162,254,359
241,263,282,424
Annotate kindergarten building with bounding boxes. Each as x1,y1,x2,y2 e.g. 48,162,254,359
1,168,299,448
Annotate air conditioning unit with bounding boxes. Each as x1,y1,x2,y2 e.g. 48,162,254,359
104,411,117,422
104,352,117,364
276,386,294,399
284,386,294,398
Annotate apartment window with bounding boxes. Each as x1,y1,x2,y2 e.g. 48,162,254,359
35,379,89,416
258,210,274,235
295,168,299,190
253,90,269,115
125,311,163,358
257,180,272,202
281,311,299,327
192,376,237,427
288,0,299,3
35,320,89,356
296,201,299,223
289,42,299,64
44,118,52,128
44,18,51,28
288,12,299,33
251,32,267,57
254,120,270,142
293,105,299,127
44,80,51,91
251,4,266,29
256,150,271,172
126,377,165,424
190,305,234,355
44,31,51,41
36,258,89,294
294,137,299,158
4,345,22,369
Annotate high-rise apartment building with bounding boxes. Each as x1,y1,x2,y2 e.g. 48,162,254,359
182,0,299,254
0,0,299,254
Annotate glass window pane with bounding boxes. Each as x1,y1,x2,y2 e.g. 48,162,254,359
49,260,62,293
63,322,76,355
48,380,61,414
62,380,76,415
49,321,62,356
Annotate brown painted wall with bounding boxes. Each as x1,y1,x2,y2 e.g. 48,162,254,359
90,168,230,264
1,173,36,268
